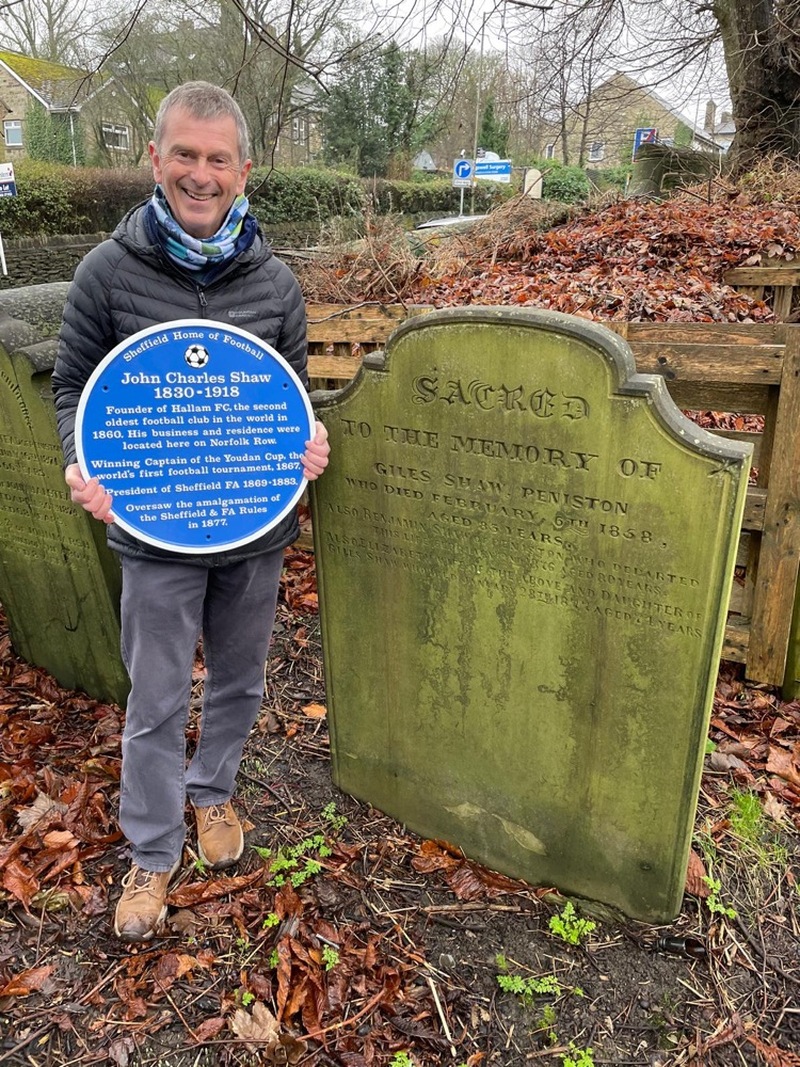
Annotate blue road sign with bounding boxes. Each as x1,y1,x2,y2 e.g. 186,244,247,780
453,158,474,187
76,320,314,554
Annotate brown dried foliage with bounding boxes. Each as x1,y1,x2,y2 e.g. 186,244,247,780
297,159,799,323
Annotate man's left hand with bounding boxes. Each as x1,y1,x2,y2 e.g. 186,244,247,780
301,421,330,481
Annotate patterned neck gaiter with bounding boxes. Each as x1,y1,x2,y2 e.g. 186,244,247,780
150,185,250,272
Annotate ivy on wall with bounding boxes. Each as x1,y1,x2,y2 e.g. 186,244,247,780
26,103,85,166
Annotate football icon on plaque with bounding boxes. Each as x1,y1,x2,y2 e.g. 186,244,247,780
75,320,314,552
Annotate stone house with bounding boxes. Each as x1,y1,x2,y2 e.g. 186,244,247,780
542,72,732,168
269,81,324,168
0,47,322,170
0,50,151,166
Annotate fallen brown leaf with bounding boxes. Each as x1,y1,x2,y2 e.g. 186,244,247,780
229,1000,306,1061
745,1032,800,1066
766,745,800,790
708,750,752,775
0,964,54,998
42,829,79,850
230,1000,280,1045
193,1016,227,1042
1,858,38,906
762,792,789,823
16,791,67,831
684,849,710,898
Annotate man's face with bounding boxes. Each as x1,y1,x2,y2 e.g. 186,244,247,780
149,107,251,239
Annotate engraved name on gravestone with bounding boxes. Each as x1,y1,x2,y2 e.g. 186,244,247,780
310,308,751,923
0,316,129,705
76,321,313,553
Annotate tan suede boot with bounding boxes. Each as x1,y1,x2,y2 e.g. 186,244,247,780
193,802,244,869
113,861,179,941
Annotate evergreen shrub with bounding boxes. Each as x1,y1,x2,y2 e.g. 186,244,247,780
539,161,591,203
0,162,152,235
249,167,366,225
535,160,593,201
370,177,514,216
0,162,83,236
0,162,516,238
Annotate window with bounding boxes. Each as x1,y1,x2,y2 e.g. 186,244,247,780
588,141,605,162
3,120,22,147
544,142,555,159
102,123,130,151
292,116,306,144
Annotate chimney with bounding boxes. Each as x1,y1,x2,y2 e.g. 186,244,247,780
704,100,716,131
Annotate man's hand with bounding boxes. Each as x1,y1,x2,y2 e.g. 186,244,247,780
65,463,115,524
301,421,330,481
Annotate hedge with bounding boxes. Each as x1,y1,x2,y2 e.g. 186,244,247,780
0,161,517,238
0,162,154,235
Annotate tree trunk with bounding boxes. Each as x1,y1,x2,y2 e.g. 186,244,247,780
714,0,800,172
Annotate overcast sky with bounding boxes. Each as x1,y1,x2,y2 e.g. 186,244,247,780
363,0,732,125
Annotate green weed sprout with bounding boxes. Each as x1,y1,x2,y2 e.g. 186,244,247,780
389,1052,414,1067
321,944,340,970
321,801,348,833
728,788,789,870
253,833,331,888
561,1043,595,1067
703,874,737,918
537,1002,558,1044
729,789,763,841
549,901,597,945
496,954,562,1008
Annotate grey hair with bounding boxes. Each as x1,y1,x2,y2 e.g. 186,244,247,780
153,82,250,163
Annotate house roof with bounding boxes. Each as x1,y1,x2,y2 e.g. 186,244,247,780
0,49,101,109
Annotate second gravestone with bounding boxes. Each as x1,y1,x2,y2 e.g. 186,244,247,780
0,296,129,706
310,307,751,923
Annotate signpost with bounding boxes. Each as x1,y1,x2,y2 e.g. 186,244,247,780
452,158,474,188
0,163,14,276
633,127,658,160
475,159,512,183
0,163,16,197
76,320,314,553
452,157,474,215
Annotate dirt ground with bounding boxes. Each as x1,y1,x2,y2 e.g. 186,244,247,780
1,551,799,1067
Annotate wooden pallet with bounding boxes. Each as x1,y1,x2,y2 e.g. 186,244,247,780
304,303,800,687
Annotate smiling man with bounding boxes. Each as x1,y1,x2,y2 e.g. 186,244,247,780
51,83,330,942
150,104,252,239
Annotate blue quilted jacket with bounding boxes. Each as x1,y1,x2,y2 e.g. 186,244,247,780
52,200,308,566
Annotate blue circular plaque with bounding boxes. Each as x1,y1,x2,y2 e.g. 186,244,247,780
75,320,314,553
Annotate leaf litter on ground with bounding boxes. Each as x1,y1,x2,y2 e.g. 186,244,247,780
0,547,798,1066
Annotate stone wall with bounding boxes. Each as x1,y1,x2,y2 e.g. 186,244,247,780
0,227,319,291
0,234,107,290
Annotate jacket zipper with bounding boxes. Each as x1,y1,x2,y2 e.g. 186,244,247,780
198,288,208,316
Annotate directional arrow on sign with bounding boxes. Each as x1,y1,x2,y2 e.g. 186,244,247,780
453,158,474,187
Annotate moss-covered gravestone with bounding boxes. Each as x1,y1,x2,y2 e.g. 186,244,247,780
0,286,128,705
310,308,751,923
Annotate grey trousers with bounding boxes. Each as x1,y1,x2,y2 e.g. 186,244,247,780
118,550,284,870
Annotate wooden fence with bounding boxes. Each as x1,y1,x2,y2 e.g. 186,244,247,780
304,301,800,693
723,265,800,324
